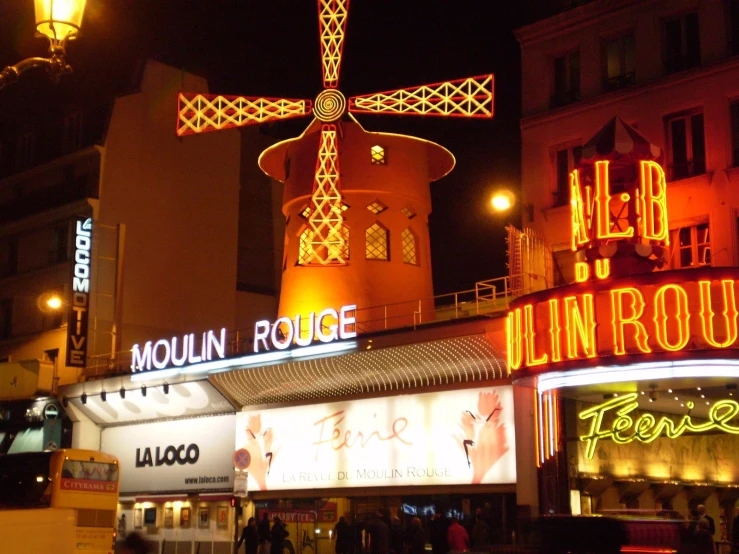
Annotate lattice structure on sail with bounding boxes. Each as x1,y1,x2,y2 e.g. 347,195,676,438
319,0,349,88
177,95,312,136
348,75,494,118
177,1,495,266
304,124,347,264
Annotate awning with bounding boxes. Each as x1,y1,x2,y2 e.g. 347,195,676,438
212,334,507,407
7,427,43,453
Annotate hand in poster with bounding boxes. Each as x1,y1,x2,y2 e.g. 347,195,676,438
243,414,278,490
453,390,509,484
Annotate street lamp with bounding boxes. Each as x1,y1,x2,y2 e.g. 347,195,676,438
491,190,515,213
38,291,64,313
0,0,87,90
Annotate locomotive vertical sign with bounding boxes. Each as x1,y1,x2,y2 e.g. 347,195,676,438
66,216,92,367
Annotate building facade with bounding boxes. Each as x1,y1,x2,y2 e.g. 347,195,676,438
514,0,739,544
0,59,282,454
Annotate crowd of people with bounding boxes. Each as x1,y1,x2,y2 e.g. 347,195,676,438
331,507,495,554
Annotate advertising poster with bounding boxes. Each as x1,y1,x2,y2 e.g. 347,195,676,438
234,386,516,491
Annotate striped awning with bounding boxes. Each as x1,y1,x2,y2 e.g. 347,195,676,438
580,116,662,164
211,333,507,407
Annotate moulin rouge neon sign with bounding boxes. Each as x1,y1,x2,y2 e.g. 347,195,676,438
579,392,739,458
506,274,739,371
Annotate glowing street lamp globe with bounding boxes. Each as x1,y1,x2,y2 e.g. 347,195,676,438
491,190,514,212
34,0,86,43
46,295,63,310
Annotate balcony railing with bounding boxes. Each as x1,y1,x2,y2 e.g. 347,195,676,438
87,276,516,377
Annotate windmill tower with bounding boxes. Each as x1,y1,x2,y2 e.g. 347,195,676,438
177,1,493,332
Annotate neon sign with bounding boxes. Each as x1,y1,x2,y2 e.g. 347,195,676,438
506,270,739,372
131,329,227,372
570,160,668,251
579,392,739,459
67,217,92,367
254,304,357,353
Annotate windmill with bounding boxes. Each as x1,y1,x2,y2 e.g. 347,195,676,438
176,1,493,329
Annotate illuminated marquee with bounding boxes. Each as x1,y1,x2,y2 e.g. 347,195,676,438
579,393,739,459
254,304,357,353
506,269,739,373
66,217,92,367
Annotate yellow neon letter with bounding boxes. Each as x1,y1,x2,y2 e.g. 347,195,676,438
653,284,690,352
570,169,591,250
524,304,548,366
595,258,611,279
575,262,590,283
506,308,523,371
610,287,651,355
595,161,634,240
564,294,597,359
638,161,669,243
548,298,562,363
698,280,739,348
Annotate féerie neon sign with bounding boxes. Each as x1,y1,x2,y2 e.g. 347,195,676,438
579,393,739,459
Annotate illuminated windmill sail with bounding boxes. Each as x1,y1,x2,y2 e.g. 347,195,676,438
176,0,493,267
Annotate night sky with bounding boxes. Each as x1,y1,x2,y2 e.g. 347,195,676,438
1,1,535,295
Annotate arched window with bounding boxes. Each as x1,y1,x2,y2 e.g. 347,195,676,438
366,223,389,260
298,228,314,265
401,228,418,265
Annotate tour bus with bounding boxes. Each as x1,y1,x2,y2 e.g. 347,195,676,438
0,448,120,554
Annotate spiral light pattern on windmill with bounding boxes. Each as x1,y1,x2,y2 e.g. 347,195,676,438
314,89,347,123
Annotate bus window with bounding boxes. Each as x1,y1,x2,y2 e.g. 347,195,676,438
0,451,53,508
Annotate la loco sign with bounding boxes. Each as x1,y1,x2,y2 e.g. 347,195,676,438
507,267,739,373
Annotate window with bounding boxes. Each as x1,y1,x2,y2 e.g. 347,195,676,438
0,237,18,278
665,110,705,180
49,224,69,264
401,207,416,219
669,222,710,269
0,299,12,340
401,228,418,265
370,145,386,165
366,200,387,214
731,100,739,167
552,50,580,108
298,226,349,264
298,228,314,265
554,144,582,207
664,13,700,74
63,109,83,153
365,223,389,260
603,34,635,90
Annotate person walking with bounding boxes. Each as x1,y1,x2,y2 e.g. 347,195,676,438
366,510,391,554
389,516,406,554
447,517,470,554
238,517,260,554
258,513,272,554
406,517,426,554
335,516,353,554
429,512,449,554
271,517,289,554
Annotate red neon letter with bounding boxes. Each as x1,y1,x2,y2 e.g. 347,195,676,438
610,288,651,355
571,169,591,250
638,161,669,243
564,294,596,359
506,309,523,371
698,280,739,348
548,298,562,363
653,284,690,352
595,161,633,240
524,304,548,366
